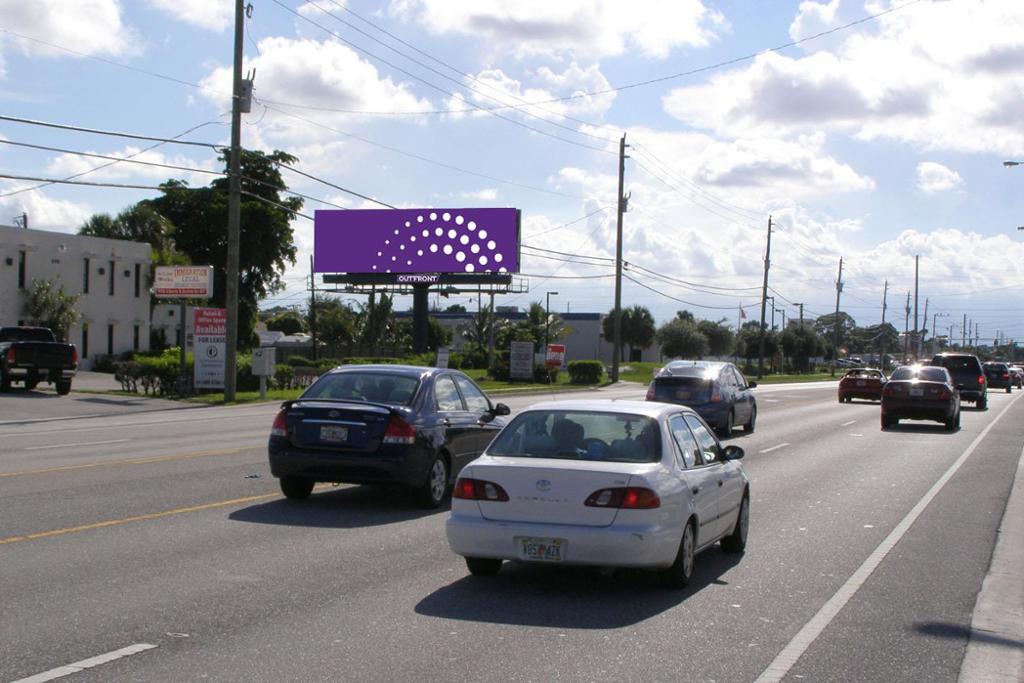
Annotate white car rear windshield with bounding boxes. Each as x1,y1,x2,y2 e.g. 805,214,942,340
488,410,661,463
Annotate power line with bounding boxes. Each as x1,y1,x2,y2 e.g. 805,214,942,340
521,244,615,262
624,261,762,293
276,163,396,209
623,272,745,311
523,206,613,239
0,114,220,149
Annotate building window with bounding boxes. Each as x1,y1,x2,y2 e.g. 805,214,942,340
17,250,26,289
133,325,140,351
107,324,114,355
134,263,141,298
82,324,89,360
83,258,90,294
108,260,115,296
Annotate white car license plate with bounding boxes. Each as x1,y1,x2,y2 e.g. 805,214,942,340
320,425,348,442
517,537,564,562
856,380,866,386
909,387,924,397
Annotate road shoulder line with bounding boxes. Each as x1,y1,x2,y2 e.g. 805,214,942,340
958,443,1024,683
755,392,1022,682
10,643,157,683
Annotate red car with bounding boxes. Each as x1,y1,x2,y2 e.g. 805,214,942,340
838,368,887,403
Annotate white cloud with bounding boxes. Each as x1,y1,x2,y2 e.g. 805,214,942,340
789,0,841,47
198,37,434,143
0,0,137,73
44,146,220,186
388,0,724,59
148,0,233,31
663,0,1024,155
0,186,93,234
916,162,963,194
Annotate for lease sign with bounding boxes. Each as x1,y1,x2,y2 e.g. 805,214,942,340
193,307,226,389
154,266,213,298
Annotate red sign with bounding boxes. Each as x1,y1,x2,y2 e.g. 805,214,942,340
545,343,566,367
194,307,226,336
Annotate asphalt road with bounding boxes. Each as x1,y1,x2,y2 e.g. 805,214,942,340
1,382,1020,682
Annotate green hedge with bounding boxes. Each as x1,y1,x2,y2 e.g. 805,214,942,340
568,360,604,384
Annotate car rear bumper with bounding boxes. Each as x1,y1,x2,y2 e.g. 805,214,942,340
446,512,680,568
6,366,75,379
839,389,882,400
268,440,433,488
882,398,956,422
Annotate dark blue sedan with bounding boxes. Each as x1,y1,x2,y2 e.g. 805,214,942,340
646,360,757,436
268,365,510,507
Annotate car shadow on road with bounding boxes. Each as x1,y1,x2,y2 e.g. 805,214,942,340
414,547,744,628
881,422,959,434
229,484,446,529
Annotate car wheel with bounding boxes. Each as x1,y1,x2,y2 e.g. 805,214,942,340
978,396,987,410
743,406,756,433
0,373,10,393
1006,385,1012,394
55,380,72,396
945,414,957,431
881,415,896,429
25,380,39,391
417,453,449,509
718,411,734,437
279,476,314,500
465,557,502,576
721,495,749,554
660,520,696,589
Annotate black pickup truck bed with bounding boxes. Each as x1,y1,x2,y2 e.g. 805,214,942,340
0,327,78,394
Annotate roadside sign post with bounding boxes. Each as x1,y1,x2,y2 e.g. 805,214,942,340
510,341,534,381
545,343,566,385
153,266,214,396
436,346,450,369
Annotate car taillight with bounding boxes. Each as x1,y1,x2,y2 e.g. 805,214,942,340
383,414,416,444
939,388,952,400
645,384,655,400
978,375,985,385
1002,373,1009,379
270,408,288,437
70,347,78,365
5,348,15,364
585,487,660,509
710,382,723,402
453,477,509,501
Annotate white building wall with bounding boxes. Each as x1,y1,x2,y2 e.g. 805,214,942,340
0,225,152,369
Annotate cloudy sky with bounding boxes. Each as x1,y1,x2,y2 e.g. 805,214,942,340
2,0,1023,342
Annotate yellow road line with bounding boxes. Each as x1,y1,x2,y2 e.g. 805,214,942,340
0,492,280,545
0,446,259,479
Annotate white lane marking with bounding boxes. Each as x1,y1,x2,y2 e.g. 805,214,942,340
762,398,780,403
0,409,275,438
755,392,1022,682
841,420,856,427
23,439,132,451
759,443,790,454
10,643,157,683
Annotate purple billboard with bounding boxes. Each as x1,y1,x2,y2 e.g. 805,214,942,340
314,208,520,275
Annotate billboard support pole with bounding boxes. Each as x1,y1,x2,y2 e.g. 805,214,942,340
412,284,429,353
179,299,187,394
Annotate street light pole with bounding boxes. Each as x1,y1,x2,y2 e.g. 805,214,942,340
545,291,558,353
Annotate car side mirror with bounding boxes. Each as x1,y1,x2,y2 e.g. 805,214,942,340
723,445,745,460
748,381,757,388
492,402,511,416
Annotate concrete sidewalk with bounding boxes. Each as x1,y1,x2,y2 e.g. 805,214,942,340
959,445,1024,682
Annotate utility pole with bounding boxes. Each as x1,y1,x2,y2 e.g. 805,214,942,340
919,297,928,359
831,257,843,374
794,303,804,327
611,134,628,383
223,0,245,402
903,293,911,361
975,321,980,348
913,255,920,361
758,216,773,378
879,280,888,369
768,295,776,331
963,314,967,349
308,255,317,361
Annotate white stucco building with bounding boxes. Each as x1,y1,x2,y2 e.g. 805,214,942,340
0,224,151,368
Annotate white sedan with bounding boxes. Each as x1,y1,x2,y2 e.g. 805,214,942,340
446,399,749,588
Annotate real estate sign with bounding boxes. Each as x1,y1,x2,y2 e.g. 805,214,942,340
193,307,226,389
510,341,534,380
154,265,214,298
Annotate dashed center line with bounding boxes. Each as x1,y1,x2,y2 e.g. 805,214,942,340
841,420,857,427
760,443,790,454
23,439,131,451
10,643,157,683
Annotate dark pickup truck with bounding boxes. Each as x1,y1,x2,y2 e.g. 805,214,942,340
0,326,78,395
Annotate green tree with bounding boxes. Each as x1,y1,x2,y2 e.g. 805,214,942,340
314,298,358,350
656,318,709,359
80,204,186,266
697,319,735,357
602,305,656,361
147,149,302,349
780,325,825,372
21,278,79,341
813,312,857,352
266,311,306,335
736,323,779,363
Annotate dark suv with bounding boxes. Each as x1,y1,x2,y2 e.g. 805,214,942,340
983,362,1013,393
930,353,987,409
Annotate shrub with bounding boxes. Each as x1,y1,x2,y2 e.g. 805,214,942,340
286,355,313,367
91,354,118,373
113,360,143,392
489,351,510,381
343,356,403,365
568,360,604,384
533,365,559,383
273,364,296,390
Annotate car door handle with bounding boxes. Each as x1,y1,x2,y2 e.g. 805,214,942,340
442,418,451,426
692,487,701,495
718,480,724,487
